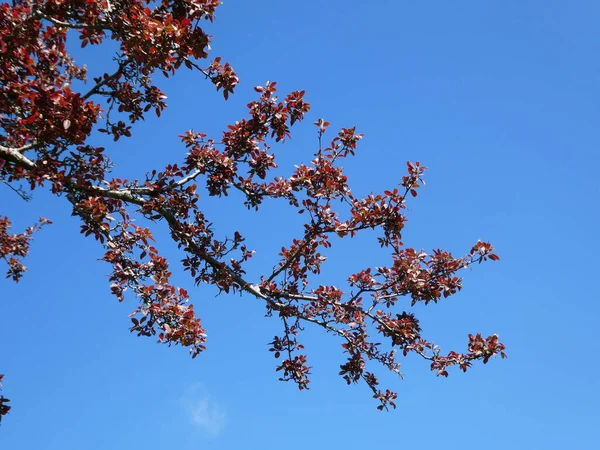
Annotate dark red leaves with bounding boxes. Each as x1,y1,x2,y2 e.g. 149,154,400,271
470,240,500,263
423,333,506,377
0,374,10,423
205,57,239,99
0,0,504,417
314,118,330,134
0,216,51,282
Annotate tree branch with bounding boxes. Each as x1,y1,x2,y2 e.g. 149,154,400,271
0,146,36,168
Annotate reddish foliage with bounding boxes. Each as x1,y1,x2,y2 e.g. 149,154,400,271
0,374,10,424
0,216,50,282
0,0,505,421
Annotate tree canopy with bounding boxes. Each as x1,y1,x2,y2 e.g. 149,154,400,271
0,0,505,422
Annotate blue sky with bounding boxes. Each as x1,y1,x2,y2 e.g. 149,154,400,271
2,1,599,448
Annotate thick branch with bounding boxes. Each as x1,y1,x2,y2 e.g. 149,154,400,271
0,146,36,168
41,15,108,31
30,8,110,32
0,145,272,302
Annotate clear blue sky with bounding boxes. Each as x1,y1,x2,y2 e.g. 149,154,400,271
2,1,599,448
